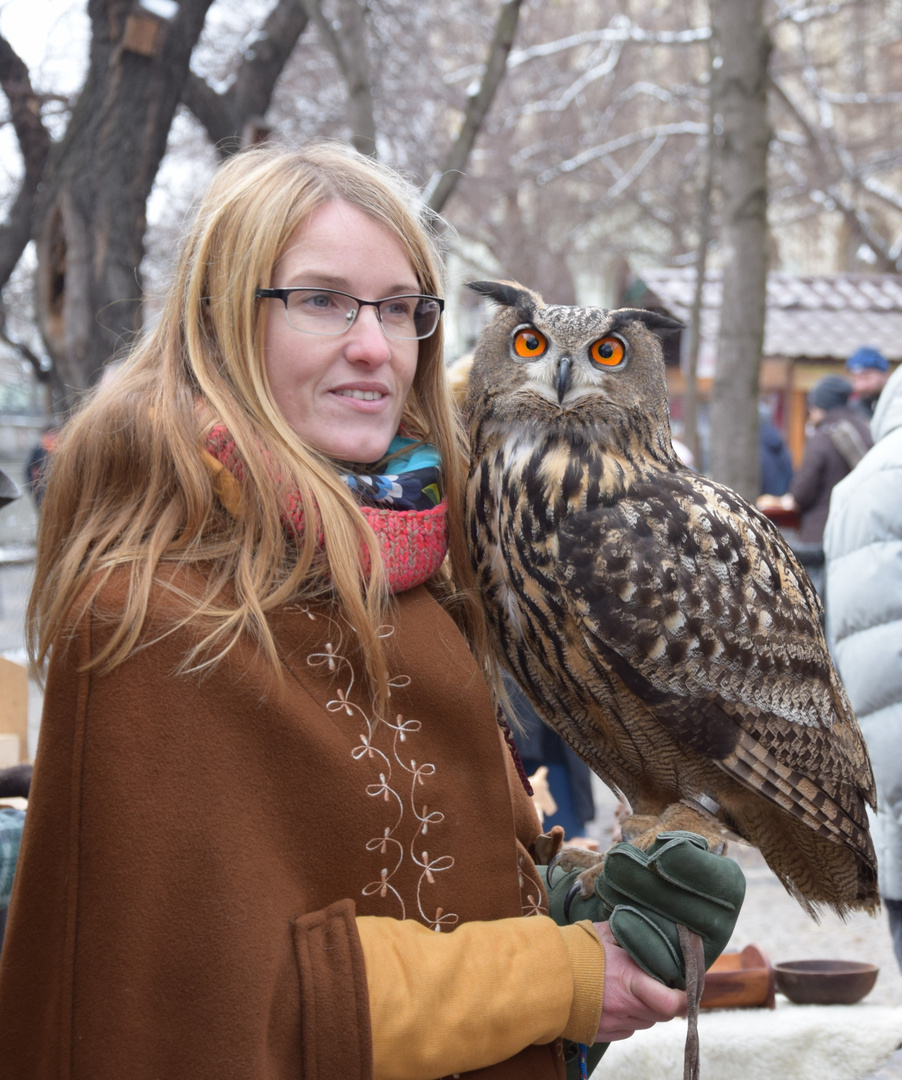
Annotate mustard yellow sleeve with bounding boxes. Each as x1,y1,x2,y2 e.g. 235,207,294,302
356,915,605,1080
561,920,606,1043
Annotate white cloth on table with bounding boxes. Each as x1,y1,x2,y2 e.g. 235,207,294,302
597,1000,902,1080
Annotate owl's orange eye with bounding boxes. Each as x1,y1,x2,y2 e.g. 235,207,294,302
513,328,548,359
589,336,626,367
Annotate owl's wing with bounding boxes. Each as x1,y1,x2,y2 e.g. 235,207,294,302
553,467,875,818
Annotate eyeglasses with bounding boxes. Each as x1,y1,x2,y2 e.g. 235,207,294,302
254,287,444,340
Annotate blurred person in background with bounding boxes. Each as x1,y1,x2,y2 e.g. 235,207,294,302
758,401,793,497
0,468,26,957
846,346,889,420
788,375,872,545
505,674,597,846
23,425,59,512
780,375,872,602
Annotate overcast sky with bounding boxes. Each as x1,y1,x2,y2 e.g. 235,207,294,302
0,0,88,90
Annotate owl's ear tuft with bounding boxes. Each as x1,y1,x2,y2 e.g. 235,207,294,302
466,280,538,323
622,309,684,338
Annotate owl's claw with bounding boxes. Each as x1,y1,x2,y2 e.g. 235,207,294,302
622,804,728,856
562,880,583,921
547,844,606,896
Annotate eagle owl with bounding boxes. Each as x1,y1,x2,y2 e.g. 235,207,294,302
463,279,878,918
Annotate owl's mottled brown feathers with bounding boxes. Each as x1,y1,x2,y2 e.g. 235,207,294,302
464,279,878,918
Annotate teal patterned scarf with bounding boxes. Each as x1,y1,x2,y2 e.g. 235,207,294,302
339,436,442,511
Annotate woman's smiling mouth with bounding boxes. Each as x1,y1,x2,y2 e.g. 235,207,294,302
336,388,386,401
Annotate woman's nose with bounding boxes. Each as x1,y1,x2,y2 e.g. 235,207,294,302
344,305,393,364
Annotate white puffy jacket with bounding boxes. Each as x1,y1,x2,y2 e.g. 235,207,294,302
824,365,902,899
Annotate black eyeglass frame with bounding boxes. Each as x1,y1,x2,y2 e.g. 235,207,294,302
254,287,445,340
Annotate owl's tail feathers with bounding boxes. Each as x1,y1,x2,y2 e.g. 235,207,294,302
771,851,880,924
717,787,880,921
614,794,879,920
716,740,879,919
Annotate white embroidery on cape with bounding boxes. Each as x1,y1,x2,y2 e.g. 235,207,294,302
306,615,459,932
518,849,547,917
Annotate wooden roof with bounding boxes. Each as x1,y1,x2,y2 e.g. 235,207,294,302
636,269,902,369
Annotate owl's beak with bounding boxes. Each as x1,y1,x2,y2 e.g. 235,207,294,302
556,356,572,404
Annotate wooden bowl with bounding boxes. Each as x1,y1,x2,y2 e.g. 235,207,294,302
701,943,776,1010
773,959,879,1005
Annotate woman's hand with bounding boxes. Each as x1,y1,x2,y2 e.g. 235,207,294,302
593,922,687,1042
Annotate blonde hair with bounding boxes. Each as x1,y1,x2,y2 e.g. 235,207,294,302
28,140,485,713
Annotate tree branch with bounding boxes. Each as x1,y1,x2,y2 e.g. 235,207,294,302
0,32,53,290
182,0,310,155
301,0,375,156
424,0,524,214
0,304,50,382
770,74,899,271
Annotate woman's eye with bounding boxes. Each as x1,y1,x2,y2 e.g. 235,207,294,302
513,328,548,358
306,291,336,309
382,300,413,319
589,336,626,367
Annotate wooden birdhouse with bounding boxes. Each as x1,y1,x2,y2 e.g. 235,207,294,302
123,0,179,57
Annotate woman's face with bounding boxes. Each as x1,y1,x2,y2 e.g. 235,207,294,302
262,200,421,465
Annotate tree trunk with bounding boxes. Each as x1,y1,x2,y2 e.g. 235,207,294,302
708,0,771,498
682,18,717,472
35,0,215,411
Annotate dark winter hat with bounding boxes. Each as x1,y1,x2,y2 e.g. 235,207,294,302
808,375,852,412
846,346,888,373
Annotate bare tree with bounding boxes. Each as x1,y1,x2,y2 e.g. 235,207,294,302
3,0,902,425
0,0,525,409
300,0,376,155
767,0,902,273
423,0,523,214
444,10,713,305
31,0,218,407
0,33,54,389
0,3,325,405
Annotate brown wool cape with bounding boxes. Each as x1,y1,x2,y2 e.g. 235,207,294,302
0,569,574,1079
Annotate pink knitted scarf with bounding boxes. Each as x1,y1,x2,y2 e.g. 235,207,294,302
203,424,448,594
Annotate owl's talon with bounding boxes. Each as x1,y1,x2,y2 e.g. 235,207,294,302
549,843,604,881
563,881,582,921
574,861,605,897
545,858,559,890
620,814,659,846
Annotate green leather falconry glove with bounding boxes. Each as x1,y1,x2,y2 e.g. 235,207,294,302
538,831,746,990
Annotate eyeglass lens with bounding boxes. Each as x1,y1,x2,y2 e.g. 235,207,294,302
283,289,441,339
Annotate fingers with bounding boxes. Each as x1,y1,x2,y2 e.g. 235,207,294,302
593,922,688,1043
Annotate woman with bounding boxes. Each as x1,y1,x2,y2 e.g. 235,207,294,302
0,142,697,1079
